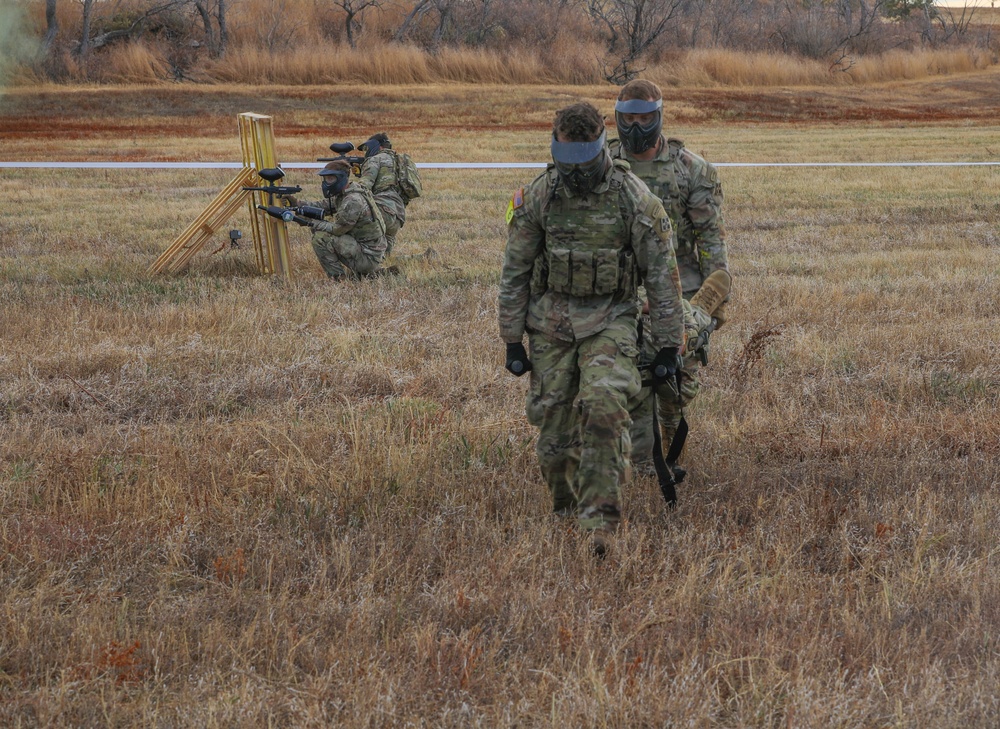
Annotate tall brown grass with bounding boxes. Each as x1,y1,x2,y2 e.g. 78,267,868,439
2,83,1000,725
653,47,996,87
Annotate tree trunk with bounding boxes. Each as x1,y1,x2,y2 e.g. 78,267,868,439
194,1,218,56
42,0,59,55
218,0,228,56
345,10,357,48
79,0,95,59
394,0,432,42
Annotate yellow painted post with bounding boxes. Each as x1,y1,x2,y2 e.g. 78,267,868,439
149,113,294,278
239,112,293,278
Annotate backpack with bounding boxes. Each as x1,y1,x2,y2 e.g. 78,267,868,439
394,151,423,204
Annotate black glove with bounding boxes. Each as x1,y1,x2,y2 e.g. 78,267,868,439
505,342,532,377
652,346,682,386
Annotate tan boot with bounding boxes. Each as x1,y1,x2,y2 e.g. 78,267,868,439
689,269,732,317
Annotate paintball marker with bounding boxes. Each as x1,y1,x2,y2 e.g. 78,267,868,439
257,204,316,227
688,318,718,366
317,142,365,174
242,167,302,205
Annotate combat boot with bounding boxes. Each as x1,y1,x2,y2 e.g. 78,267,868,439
689,269,732,317
365,265,401,279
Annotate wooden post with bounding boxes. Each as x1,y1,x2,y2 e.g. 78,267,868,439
148,113,293,278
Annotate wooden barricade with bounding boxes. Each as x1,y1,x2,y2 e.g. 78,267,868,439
148,113,293,278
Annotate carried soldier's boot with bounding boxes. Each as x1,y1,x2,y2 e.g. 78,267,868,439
689,269,732,317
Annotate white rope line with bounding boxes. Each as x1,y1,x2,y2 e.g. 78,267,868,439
1,161,999,170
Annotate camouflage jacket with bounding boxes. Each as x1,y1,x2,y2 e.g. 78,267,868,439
498,159,685,350
358,150,406,225
307,183,387,254
609,136,728,297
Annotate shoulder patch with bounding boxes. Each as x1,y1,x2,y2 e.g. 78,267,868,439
505,187,525,225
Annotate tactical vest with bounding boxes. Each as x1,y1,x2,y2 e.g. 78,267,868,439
609,137,689,255
370,151,399,195
347,184,386,244
537,162,638,298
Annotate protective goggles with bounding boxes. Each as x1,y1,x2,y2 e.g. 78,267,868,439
613,98,663,115
550,130,607,165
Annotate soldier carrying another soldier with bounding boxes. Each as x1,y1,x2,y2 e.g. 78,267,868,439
609,79,733,479
498,102,686,557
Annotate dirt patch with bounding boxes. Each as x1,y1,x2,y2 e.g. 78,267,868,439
2,72,998,151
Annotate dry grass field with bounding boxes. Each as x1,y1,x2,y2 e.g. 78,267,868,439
2,76,1000,726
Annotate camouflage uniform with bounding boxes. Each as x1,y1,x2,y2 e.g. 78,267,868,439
304,182,387,279
358,150,406,255
498,160,684,531
610,137,729,461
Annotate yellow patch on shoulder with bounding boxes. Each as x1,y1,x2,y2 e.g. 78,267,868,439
505,187,524,225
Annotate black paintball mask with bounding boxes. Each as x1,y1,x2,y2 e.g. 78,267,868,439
319,168,350,198
614,97,663,155
358,133,390,158
551,130,609,196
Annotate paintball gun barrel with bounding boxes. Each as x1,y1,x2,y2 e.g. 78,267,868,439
257,204,313,227
317,142,365,173
242,167,302,201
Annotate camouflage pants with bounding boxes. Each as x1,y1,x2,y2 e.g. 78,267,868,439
628,300,711,463
383,212,402,256
311,230,385,279
526,316,642,531
628,360,701,464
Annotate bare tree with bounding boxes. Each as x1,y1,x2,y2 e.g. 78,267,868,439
42,0,59,55
194,0,229,58
75,0,190,59
394,0,434,42
587,0,686,82
392,0,459,48
330,0,384,49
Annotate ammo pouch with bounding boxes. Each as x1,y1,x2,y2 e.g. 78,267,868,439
544,247,637,297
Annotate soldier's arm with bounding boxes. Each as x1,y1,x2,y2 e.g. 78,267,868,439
297,198,337,214
498,187,544,344
686,157,729,279
632,194,685,351
329,194,364,235
357,158,380,191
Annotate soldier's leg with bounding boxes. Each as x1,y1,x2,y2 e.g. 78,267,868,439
383,214,402,256
316,233,385,279
311,232,350,279
627,316,657,467
526,333,581,514
655,358,701,453
574,317,642,532
627,385,655,468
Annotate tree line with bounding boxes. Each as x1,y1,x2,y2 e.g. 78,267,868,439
21,0,997,83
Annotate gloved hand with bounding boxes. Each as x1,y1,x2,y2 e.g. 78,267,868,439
505,342,532,377
280,194,299,207
652,346,682,386
310,219,336,234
